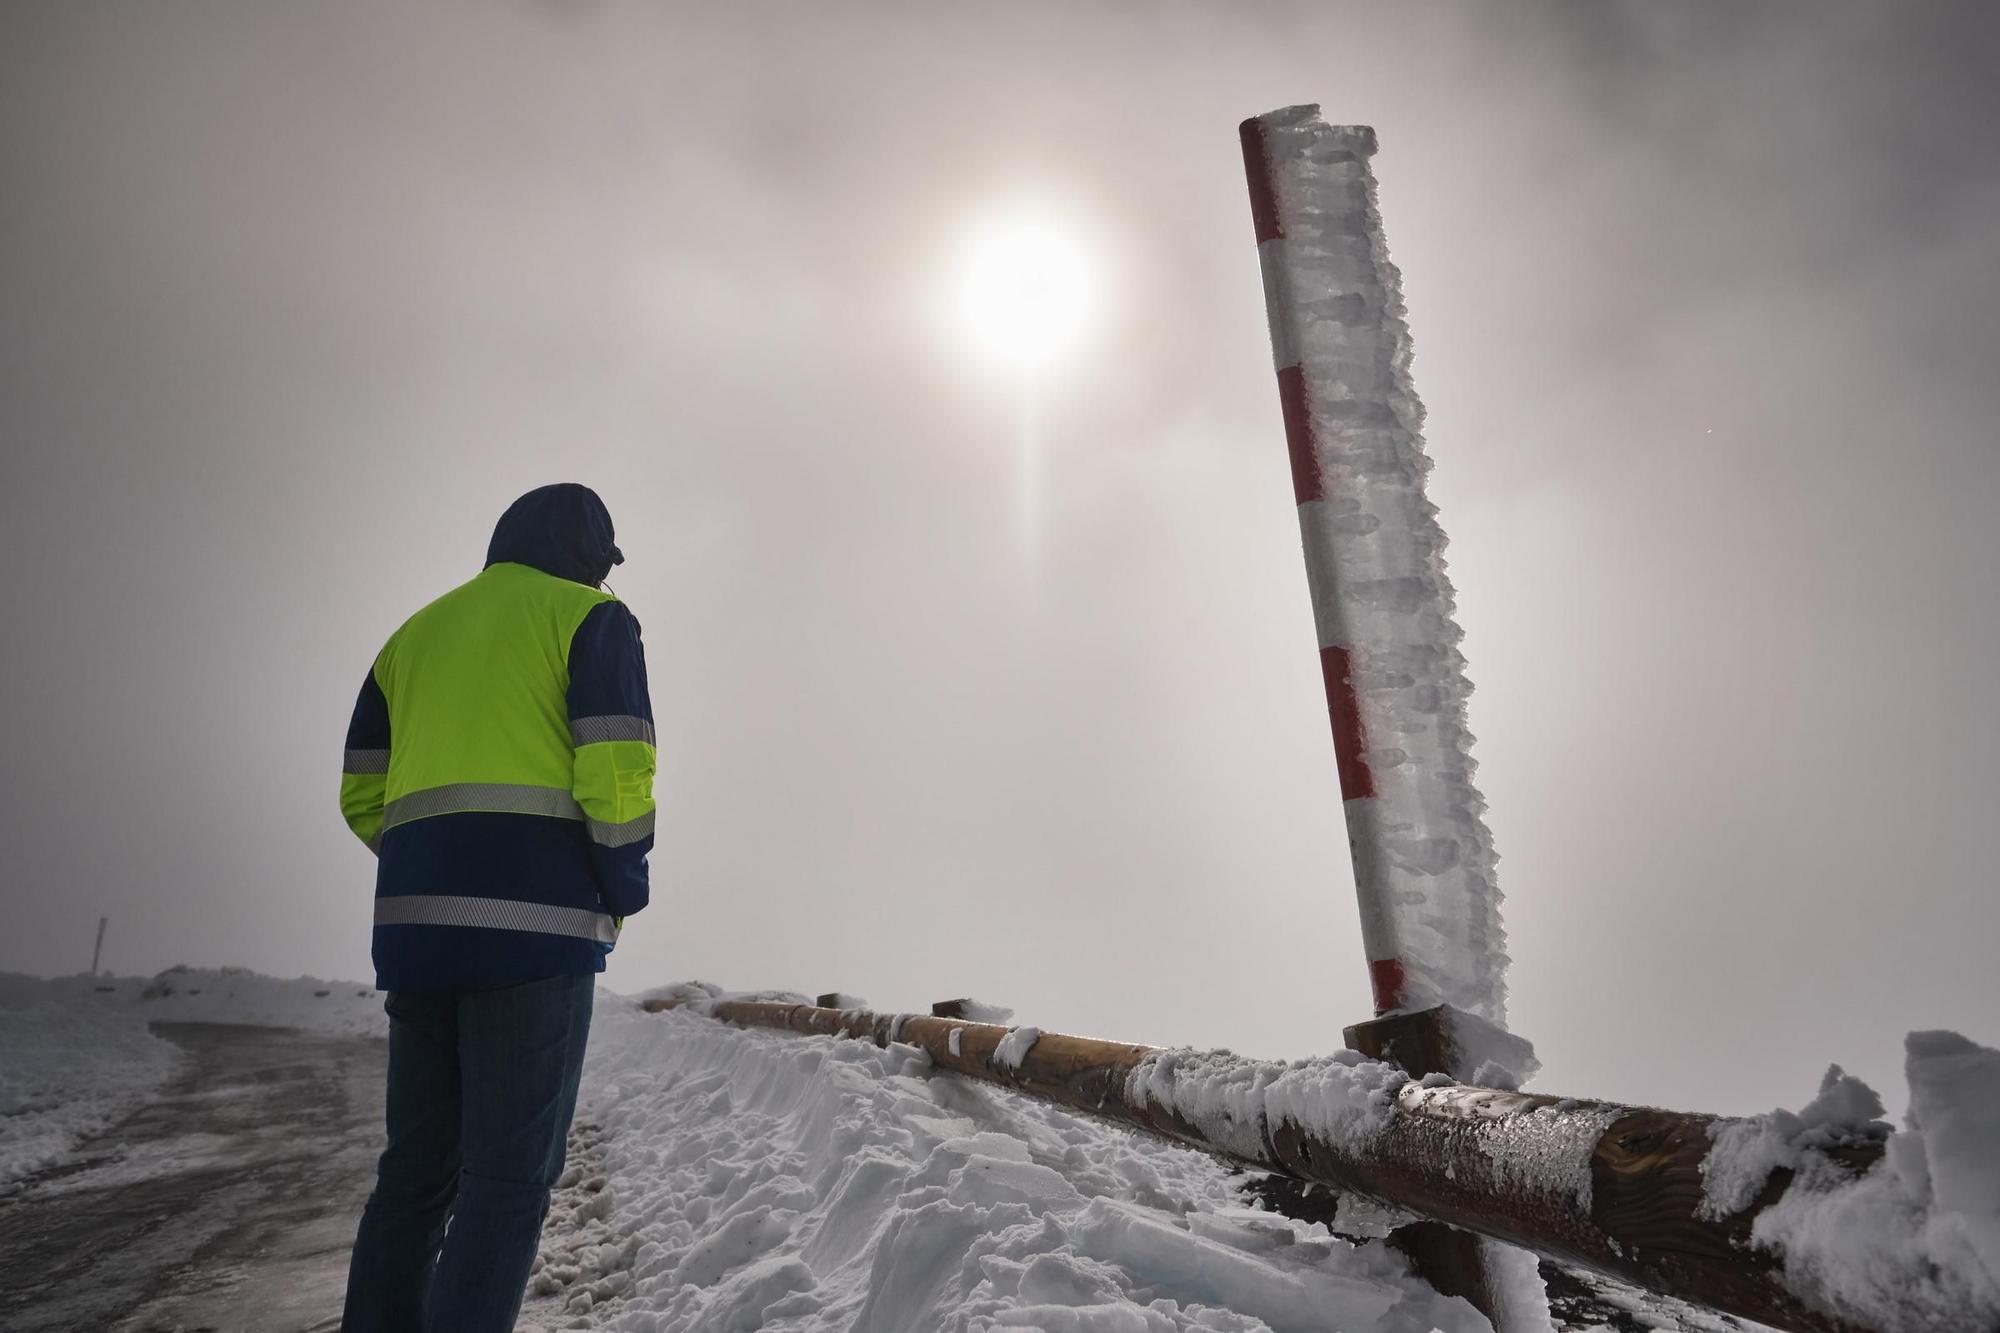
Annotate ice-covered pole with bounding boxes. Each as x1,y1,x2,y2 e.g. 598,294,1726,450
1241,107,1506,1021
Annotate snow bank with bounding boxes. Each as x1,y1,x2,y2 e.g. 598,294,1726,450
130,965,387,1036
0,966,384,1187
0,966,388,1037
523,1001,1489,1333
1700,1029,2000,1331
0,993,180,1185
632,980,812,1017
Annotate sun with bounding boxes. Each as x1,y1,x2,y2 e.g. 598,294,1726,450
961,222,1091,368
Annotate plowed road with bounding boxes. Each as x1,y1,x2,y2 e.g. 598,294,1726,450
0,1023,384,1333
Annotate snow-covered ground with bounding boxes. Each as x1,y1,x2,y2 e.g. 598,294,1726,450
7,967,1999,1332
0,966,386,1185
522,996,1489,1333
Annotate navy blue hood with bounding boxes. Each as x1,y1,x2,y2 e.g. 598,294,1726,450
485,483,624,587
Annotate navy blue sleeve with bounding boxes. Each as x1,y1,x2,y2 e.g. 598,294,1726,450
344,670,392,752
567,602,654,919
340,669,393,849
568,602,654,722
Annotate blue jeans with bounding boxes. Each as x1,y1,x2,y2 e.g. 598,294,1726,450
341,972,594,1333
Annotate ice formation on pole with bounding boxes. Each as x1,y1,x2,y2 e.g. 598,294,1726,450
1241,106,1506,1023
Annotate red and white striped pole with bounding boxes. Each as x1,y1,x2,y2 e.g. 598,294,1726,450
1240,107,1508,1025
1243,102,1548,1333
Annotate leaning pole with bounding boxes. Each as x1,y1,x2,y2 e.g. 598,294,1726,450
1239,106,1536,1324
1239,107,1507,1027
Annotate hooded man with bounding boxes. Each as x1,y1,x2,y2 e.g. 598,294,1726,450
337,483,654,1332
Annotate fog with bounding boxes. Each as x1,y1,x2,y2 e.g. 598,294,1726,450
3,0,1996,1118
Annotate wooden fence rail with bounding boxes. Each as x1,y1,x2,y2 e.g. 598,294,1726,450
642,994,1882,1333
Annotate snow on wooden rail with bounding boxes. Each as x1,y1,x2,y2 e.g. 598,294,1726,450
640,993,1944,1333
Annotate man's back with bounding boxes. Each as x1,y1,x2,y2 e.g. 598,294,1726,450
340,483,654,993
378,562,614,821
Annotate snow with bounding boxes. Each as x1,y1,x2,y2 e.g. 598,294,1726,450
1698,1029,2000,1330
634,980,812,1017
1699,1063,1888,1219
128,965,388,1036
995,1026,1042,1071
956,1000,1018,1026
20,964,1990,1330
1249,105,1506,1024
1476,1239,1554,1333
819,993,870,1012
1434,1007,1541,1092
1332,1193,1415,1240
1124,1045,1409,1162
523,999,1492,1333
0,990,180,1186
0,966,386,1187
1906,1030,2000,1221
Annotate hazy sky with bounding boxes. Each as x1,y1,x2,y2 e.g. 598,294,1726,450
4,0,1996,1119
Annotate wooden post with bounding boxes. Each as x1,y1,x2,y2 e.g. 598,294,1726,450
1344,1004,1534,1321
642,994,1881,1333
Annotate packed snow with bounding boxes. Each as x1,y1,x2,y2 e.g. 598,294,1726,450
1250,105,1506,1024
1699,1029,2000,1330
0,967,386,1187
522,998,1494,1333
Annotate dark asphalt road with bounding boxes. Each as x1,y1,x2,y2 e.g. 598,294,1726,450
0,1022,386,1333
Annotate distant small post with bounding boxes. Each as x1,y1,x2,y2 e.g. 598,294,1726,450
91,916,108,975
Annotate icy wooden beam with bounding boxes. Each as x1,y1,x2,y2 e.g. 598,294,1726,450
643,994,1883,1333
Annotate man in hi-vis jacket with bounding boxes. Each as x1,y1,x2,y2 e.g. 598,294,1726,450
337,483,654,1332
